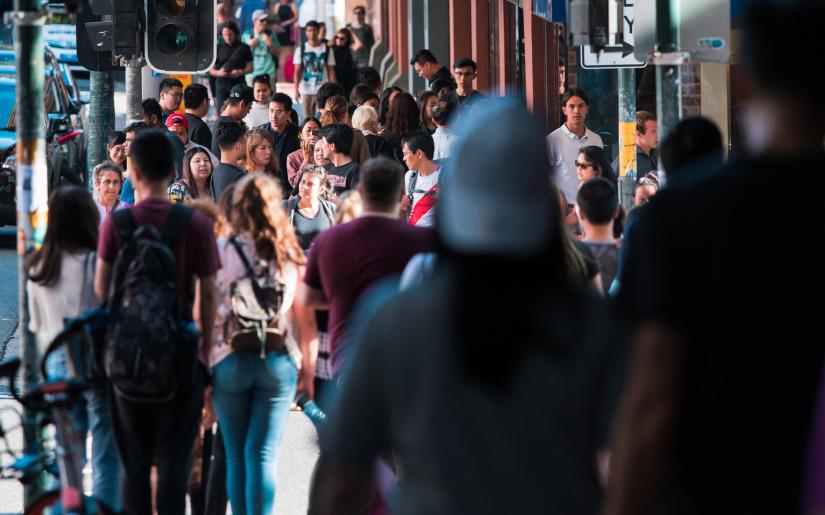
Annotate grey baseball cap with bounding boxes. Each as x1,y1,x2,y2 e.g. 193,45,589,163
438,99,555,257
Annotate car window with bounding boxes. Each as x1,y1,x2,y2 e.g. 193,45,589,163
0,80,13,129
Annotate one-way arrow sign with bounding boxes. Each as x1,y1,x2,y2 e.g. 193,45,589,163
580,3,646,69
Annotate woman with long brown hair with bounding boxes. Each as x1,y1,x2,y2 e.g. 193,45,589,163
169,147,214,203
382,92,422,167
208,174,317,515
243,128,280,176
27,185,122,510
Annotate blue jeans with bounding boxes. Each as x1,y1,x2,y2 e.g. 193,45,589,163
84,385,121,511
212,351,298,515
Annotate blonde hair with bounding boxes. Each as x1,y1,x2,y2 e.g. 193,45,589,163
319,95,348,127
296,164,333,201
334,190,363,224
351,105,378,133
243,128,279,175
231,174,306,266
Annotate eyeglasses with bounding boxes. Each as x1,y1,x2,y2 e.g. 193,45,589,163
575,161,593,169
454,71,476,77
165,91,183,99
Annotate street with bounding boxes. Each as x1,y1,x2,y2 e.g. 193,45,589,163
0,232,319,514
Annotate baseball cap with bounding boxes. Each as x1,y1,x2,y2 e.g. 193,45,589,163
165,112,189,129
229,83,254,103
438,99,555,257
252,9,268,21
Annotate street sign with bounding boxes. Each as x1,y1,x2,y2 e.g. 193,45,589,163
580,1,645,69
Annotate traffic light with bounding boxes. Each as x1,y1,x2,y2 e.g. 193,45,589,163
76,0,120,71
145,0,215,73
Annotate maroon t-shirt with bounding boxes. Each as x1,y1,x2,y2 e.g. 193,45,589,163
98,197,221,312
304,216,436,375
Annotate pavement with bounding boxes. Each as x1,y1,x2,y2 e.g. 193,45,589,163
0,231,319,514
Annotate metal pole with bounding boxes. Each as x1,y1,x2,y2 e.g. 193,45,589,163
617,67,636,208
7,0,48,503
125,57,144,124
86,70,115,186
655,0,681,188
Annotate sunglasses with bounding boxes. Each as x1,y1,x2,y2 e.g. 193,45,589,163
575,161,594,169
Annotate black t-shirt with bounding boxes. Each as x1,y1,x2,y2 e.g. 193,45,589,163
457,90,486,108
186,113,213,150
210,163,246,201
214,41,253,91
616,153,825,514
328,160,360,194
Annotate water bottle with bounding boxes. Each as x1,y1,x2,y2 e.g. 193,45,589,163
295,393,327,428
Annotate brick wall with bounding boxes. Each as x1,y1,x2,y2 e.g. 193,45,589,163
681,62,702,118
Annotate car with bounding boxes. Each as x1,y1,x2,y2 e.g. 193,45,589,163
0,49,87,226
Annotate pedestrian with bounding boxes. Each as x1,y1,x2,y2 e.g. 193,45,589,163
208,173,316,515
166,112,220,170
319,94,372,164
28,185,122,512
576,177,620,295
272,0,298,83
184,83,214,150
293,20,336,118
287,116,322,186
211,122,248,201
159,78,184,122
93,161,129,225
141,98,164,129
346,5,374,70
351,105,382,156
283,164,336,251
310,102,621,515
418,90,437,134
242,10,279,90
300,156,437,382
658,116,724,188
377,86,401,128
331,28,357,99
565,145,615,230
350,85,380,112
431,99,457,161
243,74,274,128
632,176,657,207
107,131,126,169
314,137,331,169
382,92,422,167
547,87,603,209
400,130,439,227
606,3,825,514
257,91,301,194
453,57,486,108
117,122,149,205
317,123,360,197
410,48,454,88
169,147,215,203
94,130,220,515
356,67,381,96
314,81,345,118
243,128,280,177
211,83,254,156
211,21,254,116
611,111,658,179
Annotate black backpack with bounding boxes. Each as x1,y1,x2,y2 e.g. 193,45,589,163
104,204,198,402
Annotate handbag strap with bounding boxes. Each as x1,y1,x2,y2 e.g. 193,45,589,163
228,236,255,279
78,251,95,317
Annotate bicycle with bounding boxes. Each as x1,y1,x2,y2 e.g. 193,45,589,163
0,322,115,515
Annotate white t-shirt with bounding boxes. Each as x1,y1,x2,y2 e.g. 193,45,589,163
243,101,270,129
404,169,440,228
293,42,336,96
27,251,98,343
546,124,603,205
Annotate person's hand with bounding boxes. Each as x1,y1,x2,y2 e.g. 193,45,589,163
295,88,301,101
249,37,260,48
231,69,243,78
297,362,316,400
301,137,314,161
261,33,272,46
202,386,216,429
400,193,411,214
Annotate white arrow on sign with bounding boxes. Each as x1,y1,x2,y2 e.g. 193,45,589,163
580,1,646,69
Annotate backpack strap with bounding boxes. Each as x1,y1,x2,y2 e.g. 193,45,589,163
112,208,137,240
406,170,419,221
228,236,255,278
159,203,194,247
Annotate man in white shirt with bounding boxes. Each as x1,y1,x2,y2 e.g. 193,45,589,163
400,131,440,228
546,87,603,207
432,98,457,161
243,74,273,128
293,20,336,119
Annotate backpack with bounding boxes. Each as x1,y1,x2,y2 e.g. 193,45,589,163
223,237,286,358
104,204,199,403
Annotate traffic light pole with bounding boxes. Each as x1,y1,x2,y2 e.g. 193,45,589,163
86,71,115,185
125,56,145,124
617,68,636,208
6,0,48,504
654,0,682,187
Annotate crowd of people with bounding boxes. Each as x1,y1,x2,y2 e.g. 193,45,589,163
20,1,825,514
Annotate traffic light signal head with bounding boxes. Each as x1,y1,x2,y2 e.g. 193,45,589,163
146,0,215,73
